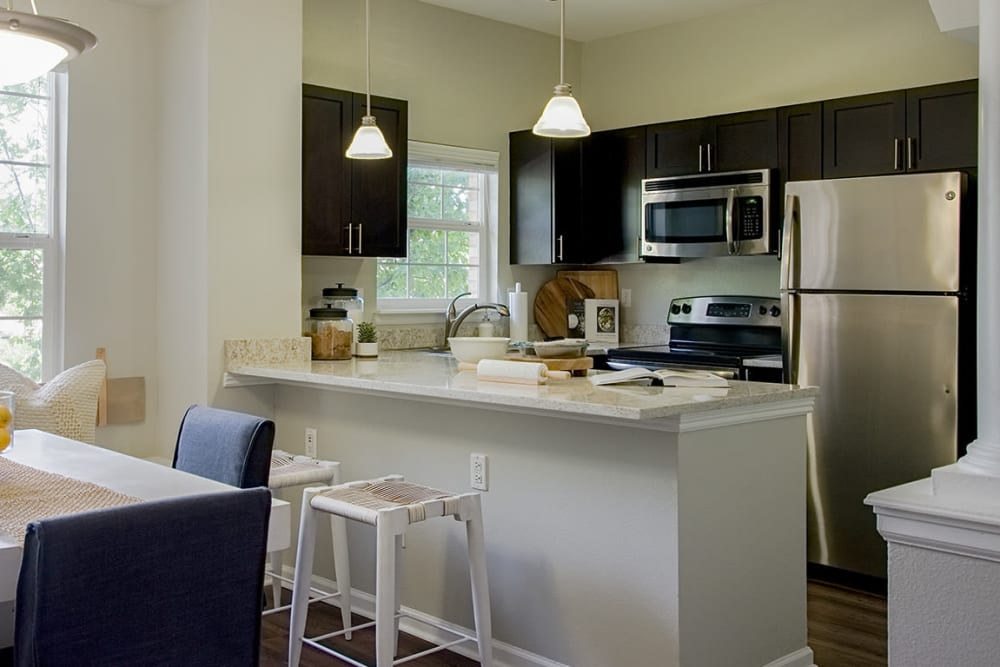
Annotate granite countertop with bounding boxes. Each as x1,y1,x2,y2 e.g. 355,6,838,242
224,348,816,423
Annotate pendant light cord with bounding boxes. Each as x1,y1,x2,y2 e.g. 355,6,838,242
364,0,372,117
559,0,565,86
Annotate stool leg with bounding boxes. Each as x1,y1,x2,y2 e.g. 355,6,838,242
330,514,353,639
393,534,403,656
288,487,321,667
463,495,493,667
268,549,283,608
375,509,406,667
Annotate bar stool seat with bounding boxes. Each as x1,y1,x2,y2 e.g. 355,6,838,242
288,475,493,667
265,450,351,633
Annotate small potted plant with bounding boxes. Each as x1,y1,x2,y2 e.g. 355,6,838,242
356,321,378,358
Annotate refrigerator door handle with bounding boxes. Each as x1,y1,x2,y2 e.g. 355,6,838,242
725,187,737,255
780,193,799,289
780,291,797,385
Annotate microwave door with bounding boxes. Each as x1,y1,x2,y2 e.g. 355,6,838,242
643,190,729,258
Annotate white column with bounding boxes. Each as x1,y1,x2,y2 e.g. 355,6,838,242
957,0,1000,474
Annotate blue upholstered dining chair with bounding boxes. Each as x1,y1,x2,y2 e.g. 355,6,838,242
172,404,275,488
14,487,272,667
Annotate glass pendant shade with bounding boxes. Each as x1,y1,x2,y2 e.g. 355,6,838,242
0,9,97,86
533,84,591,138
346,115,393,159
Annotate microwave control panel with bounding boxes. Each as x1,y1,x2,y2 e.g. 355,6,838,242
738,197,763,240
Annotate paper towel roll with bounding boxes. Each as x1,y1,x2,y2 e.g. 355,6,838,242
508,283,528,343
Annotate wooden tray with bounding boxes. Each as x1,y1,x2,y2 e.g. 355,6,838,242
503,354,593,376
533,278,594,338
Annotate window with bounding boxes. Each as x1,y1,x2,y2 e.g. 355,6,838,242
0,74,62,381
376,141,499,312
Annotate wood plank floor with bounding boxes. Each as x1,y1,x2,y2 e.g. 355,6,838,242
261,579,887,666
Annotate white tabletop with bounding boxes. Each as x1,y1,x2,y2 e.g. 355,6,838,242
1,429,290,647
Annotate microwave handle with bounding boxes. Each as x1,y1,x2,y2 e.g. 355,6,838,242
725,188,736,255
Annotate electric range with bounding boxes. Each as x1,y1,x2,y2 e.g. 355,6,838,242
605,295,783,382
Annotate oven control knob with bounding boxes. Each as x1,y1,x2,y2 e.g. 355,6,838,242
770,306,781,317
759,305,767,315
670,304,681,314
681,303,692,314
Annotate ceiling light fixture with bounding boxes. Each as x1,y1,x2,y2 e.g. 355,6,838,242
532,0,590,138
0,1,97,87
346,0,392,160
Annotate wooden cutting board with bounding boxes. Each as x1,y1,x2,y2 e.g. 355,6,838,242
503,354,593,376
533,278,594,338
556,269,619,300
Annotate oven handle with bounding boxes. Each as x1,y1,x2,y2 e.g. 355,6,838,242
725,187,737,255
605,359,738,380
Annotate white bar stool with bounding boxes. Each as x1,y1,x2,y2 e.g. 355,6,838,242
265,450,352,636
288,475,493,667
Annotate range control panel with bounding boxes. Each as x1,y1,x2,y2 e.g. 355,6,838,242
668,296,781,327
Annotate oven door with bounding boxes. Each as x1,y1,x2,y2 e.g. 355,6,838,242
606,358,739,380
641,186,771,259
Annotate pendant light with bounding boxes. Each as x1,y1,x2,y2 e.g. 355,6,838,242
346,0,392,160
0,0,97,87
532,0,590,138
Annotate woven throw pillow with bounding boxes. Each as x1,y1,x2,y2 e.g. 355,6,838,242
0,359,106,443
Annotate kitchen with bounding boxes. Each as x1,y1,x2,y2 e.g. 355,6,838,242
3,0,986,665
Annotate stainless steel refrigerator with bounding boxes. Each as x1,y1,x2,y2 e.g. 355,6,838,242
780,171,975,580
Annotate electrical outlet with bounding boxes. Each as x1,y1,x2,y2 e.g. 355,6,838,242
304,427,317,458
621,288,632,308
470,453,488,491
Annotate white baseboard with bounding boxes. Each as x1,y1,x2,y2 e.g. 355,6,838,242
272,568,569,667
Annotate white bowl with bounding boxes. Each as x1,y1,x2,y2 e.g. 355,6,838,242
532,338,589,359
448,337,511,364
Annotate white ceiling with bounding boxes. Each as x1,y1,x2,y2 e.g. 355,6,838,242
417,0,773,42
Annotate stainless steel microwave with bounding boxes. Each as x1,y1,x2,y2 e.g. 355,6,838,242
641,169,775,259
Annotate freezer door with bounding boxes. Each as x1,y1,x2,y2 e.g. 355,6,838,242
788,292,959,578
782,172,963,292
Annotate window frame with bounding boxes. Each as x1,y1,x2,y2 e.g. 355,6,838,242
376,141,500,316
0,72,64,381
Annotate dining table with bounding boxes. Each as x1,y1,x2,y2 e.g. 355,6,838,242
0,429,291,649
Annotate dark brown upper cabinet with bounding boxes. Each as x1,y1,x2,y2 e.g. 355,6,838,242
823,79,977,178
646,109,778,178
302,84,408,257
584,125,646,264
509,130,587,265
778,102,823,185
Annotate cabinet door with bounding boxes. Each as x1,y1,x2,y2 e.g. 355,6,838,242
711,108,778,173
823,90,906,178
585,126,645,263
302,86,352,256
509,131,586,264
350,94,408,257
646,118,711,177
906,79,978,172
778,102,823,184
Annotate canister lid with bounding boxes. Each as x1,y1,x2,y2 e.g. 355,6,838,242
322,283,358,298
309,307,348,319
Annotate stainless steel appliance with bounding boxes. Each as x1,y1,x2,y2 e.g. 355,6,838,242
641,169,775,259
605,295,783,382
781,171,975,581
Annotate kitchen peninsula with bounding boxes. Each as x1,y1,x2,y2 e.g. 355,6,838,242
226,341,817,667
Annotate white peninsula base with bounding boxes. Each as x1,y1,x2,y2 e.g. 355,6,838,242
226,349,817,667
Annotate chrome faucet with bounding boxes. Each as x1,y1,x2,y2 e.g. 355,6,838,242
445,293,510,340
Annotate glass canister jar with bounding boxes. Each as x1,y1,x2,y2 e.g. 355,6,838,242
321,284,364,354
306,307,354,360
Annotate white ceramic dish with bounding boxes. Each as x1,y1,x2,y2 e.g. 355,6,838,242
531,338,589,359
448,337,511,363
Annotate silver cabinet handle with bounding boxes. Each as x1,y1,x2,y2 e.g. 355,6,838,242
347,223,353,254
698,144,704,173
907,137,915,170
357,223,362,255
707,143,713,172
557,234,564,262
893,138,901,170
